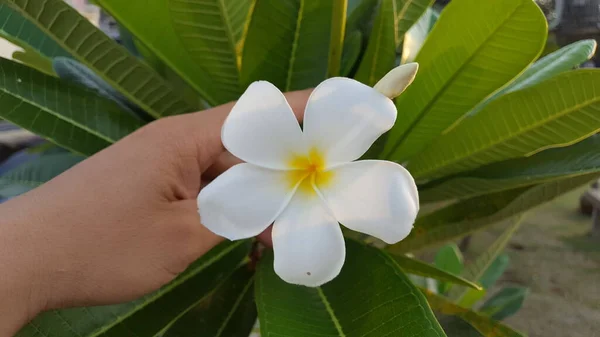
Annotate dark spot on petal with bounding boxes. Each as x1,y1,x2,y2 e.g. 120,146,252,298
306,272,311,276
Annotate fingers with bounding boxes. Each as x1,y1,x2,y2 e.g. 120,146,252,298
177,197,272,257
202,152,241,181
173,199,223,259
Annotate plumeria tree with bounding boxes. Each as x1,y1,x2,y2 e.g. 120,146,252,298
0,0,599,336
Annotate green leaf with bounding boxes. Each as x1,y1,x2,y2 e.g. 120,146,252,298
16,241,251,337
346,0,378,34
241,0,338,91
256,239,447,336
53,57,149,120
382,0,547,161
12,49,55,77
0,58,141,156
394,0,435,48
480,286,529,321
450,217,524,302
438,316,484,337
435,243,464,294
0,3,69,59
163,266,256,337
457,288,487,311
354,0,396,86
328,0,348,77
450,255,510,308
388,172,600,253
423,290,525,337
5,0,194,117
340,30,362,77
419,135,600,202
479,254,510,290
0,3,65,76
117,25,140,58
470,39,597,115
0,153,83,198
167,0,254,99
409,70,600,180
391,253,481,290
401,7,438,64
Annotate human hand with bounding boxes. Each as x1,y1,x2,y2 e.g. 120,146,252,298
0,89,311,335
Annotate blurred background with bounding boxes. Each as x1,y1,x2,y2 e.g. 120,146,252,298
0,1,598,336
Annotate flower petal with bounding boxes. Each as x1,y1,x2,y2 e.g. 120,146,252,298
302,78,397,167
272,193,345,287
319,160,419,244
222,81,305,169
198,163,294,240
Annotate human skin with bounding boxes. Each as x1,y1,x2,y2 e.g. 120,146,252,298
0,89,311,336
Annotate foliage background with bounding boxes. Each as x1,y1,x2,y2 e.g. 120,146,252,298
0,0,599,336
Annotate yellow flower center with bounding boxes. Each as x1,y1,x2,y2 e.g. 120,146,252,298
286,148,334,196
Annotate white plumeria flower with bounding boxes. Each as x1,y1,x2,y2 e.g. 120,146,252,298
198,63,420,287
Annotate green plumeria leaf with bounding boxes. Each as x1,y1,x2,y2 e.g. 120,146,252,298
478,254,510,290
354,0,396,86
0,3,69,59
470,39,597,115
480,286,529,321
163,266,257,337
383,0,547,161
16,241,251,337
0,58,141,156
5,0,194,117
456,288,487,312
409,70,600,180
389,172,600,253
346,0,378,34
449,217,524,302
241,0,340,91
423,289,525,337
0,2,67,76
391,253,481,290
95,0,254,105
419,135,600,202
0,153,83,198
12,49,55,76
256,239,447,337
166,0,253,101
401,7,438,64
53,57,148,120
328,0,348,77
393,0,435,48
340,30,363,77
434,243,464,294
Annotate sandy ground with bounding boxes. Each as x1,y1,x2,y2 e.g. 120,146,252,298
468,186,600,337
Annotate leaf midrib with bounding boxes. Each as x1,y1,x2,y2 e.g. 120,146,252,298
214,276,254,337
417,91,600,177
316,287,347,337
394,0,417,45
285,0,305,92
386,1,526,159
217,0,240,71
420,172,586,202
368,0,389,86
0,86,116,146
